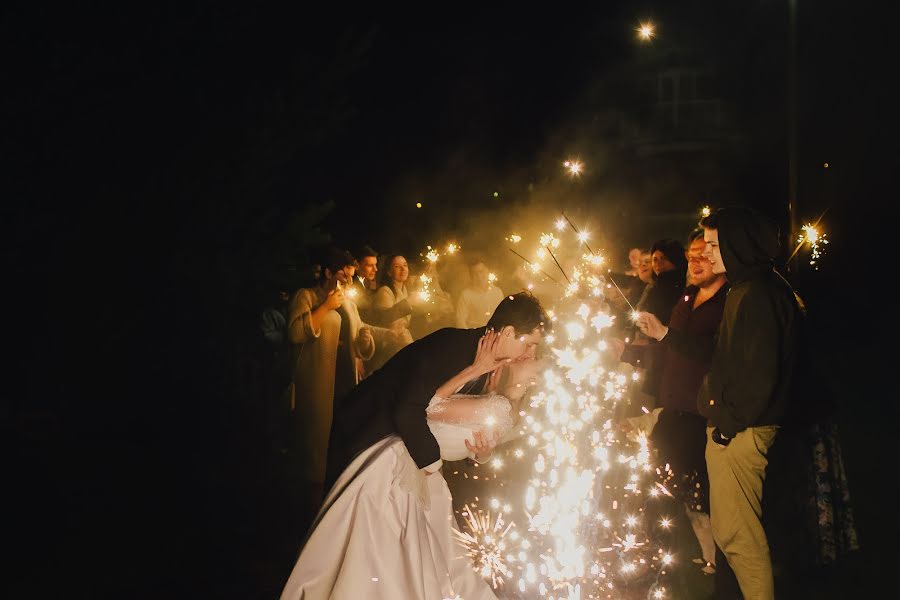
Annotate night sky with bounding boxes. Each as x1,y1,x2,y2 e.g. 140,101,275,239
4,1,897,597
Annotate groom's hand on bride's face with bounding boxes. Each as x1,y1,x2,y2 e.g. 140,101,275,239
474,330,511,374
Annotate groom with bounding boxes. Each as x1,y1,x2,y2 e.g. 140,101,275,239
324,291,548,492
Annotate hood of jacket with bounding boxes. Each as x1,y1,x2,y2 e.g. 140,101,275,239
717,207,781,283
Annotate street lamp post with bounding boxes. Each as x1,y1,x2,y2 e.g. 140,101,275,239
787,0,798,270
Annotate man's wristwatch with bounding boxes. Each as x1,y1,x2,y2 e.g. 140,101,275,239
711,428,732,447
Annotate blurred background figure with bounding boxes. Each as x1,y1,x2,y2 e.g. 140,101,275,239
368,254,415,371
606,247,649,332
259,274,293,454
456,256,504,329
409,258,455,339
625,246,643,276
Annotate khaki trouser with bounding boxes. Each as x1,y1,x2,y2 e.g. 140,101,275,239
706,425,778,600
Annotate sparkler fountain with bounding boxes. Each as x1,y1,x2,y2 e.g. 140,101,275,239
456,217,677,600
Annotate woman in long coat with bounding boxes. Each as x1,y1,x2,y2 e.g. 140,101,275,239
288,248,379,502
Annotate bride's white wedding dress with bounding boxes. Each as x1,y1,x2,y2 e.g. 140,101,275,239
281,392,514,600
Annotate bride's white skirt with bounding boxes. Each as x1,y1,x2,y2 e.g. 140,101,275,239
280,436,497,600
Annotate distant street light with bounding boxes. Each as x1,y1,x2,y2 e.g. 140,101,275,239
637,22,655,41
563,159,583,176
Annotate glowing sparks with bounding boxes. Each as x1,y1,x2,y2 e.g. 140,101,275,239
446,243,459,254
701,205,711,217
508,234,522,244
798,223,829,269
454,213,677,597
803,225,820,244
425,248,439,263
417,272,434,304
346,287,358,299
454,504,516,589
488,272,497,285
591,312,614,332
637,22,656,41
539,233,560,248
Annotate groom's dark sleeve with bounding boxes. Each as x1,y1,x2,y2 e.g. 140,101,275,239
392,366,442,469
391,330,463,469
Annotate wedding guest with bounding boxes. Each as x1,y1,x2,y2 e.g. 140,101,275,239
409,258,455,339
259,274,295,454
758,290,858,591
260,290,289,347
629,229,729,576
637,238,687,325
625,246,643,276
696,207,801,600
606,249,648,328
368,254,415,371
351,245,378,321
613,240,687,414
456,257,504,329
637,250,653,285
287,247,377,506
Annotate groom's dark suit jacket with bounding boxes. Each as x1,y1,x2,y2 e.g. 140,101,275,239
325,326,487,490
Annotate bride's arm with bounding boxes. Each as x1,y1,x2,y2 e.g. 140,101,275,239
433,329,504,399
433,364,484,399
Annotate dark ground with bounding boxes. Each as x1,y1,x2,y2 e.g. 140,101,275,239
8,331,888,599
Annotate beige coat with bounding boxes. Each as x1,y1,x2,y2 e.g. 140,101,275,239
288,287,379,482
368,283,414,372
373,282,411,327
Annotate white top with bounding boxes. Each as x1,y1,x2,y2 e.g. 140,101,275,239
425,392,514,461
456,286,505,328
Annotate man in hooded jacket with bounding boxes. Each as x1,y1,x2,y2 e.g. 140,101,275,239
697,207,801,600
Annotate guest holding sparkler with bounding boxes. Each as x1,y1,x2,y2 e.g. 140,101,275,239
630,228,729,577
409,258,455,338
610,240,686,415
368,254,415,370
637,238,687,325
287,247,379,509
606,249,649,330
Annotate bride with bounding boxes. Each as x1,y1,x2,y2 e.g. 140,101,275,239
281,331,539,599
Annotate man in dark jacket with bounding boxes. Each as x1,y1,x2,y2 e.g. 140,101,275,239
697,207,800,600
